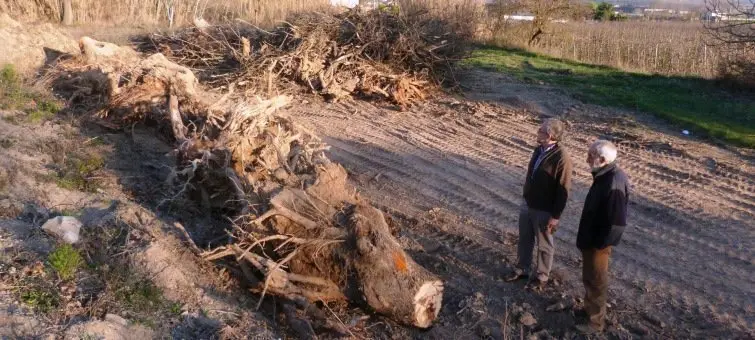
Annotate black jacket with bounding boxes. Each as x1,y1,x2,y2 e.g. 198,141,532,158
577,163,630,250
523,144,573,219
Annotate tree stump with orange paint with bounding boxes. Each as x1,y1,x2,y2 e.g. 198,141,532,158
248,165,444,328
346,204,444,328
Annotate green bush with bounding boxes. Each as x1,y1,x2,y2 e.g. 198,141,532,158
592,2,625,21
0,64,19,87
48,244,83,280
21,288,59,313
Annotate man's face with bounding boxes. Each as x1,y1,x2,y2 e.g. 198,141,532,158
587,149,604,170
536,125,550,146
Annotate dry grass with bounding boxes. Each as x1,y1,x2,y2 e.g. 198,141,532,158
486,21,723,78
397,0,487,36
0,0,329,27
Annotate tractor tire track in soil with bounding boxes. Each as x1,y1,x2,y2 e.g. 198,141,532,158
286,73,755,338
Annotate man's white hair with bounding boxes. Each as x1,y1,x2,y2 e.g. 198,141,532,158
590,140,618,163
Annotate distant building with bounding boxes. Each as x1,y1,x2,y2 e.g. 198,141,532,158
704,11,755,22
330,0,358,7
504,14,535,21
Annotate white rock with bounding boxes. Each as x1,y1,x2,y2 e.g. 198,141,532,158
41,216,82,244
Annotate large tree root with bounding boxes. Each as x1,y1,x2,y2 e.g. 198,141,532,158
47,36,444,330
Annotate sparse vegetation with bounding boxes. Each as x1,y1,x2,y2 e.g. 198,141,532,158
465,47,755,146
48,244,83,280
0,64,61,123
93,266,176,327
0,0,330,27
20,287,60,313
55,153,105,192
485,21,721,78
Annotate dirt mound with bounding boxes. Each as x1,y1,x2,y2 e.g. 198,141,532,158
136,6,469,108
0,14,78,75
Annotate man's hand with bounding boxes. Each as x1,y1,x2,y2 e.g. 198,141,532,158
547,218,559,234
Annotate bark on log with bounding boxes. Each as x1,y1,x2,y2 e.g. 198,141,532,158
345,204,443,328
263,165,443,328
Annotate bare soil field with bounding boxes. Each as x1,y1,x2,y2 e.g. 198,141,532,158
1,14,754,340
282,69,755,339
2,66,753,340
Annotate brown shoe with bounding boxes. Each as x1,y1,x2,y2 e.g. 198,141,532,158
575,324,602,335
504,269,528,282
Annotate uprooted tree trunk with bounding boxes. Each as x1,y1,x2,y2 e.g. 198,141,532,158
50,36,443,329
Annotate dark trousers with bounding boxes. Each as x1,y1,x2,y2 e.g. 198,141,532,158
517,205,554,281
581,246,612,330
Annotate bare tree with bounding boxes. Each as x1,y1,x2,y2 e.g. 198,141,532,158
705,0,755,45
490,0,584,46
62,0,73,26
705,0,755,85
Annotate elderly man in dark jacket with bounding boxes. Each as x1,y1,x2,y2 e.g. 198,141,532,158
506,119,573,289
575,140,630,334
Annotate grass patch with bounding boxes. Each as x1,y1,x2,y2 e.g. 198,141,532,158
1,64,61,124
464,47,755,147
100,271,175,328
55,153,105,192
27,110,56,124
48,244,83,281
116,280,165,312
20,287,60,313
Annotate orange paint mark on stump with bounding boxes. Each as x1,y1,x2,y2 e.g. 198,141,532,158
393,251,408,273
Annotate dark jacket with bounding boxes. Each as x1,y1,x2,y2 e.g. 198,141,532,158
577,163,630,250
523,143,573,219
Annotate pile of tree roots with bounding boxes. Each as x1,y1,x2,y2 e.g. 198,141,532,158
135,6,468,108
46,35,444,333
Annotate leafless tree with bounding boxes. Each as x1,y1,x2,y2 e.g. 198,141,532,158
489,0,585,46
705,0,755,45
705,0,755,86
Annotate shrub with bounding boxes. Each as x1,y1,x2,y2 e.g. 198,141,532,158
21,288,60,313
48,244,83,280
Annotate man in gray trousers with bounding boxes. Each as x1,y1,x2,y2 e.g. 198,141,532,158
505,119,573,289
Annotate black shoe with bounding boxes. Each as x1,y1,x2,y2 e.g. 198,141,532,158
504,269,528,282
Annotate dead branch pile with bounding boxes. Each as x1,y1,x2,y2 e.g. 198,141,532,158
135,6,468,107
47,37,444,333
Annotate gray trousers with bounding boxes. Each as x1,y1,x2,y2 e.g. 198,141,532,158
516,205,555,282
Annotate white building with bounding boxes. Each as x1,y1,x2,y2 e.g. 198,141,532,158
331,0,359,7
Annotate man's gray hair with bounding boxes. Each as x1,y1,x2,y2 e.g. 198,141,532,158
590,140,618,163
542,119,566,142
